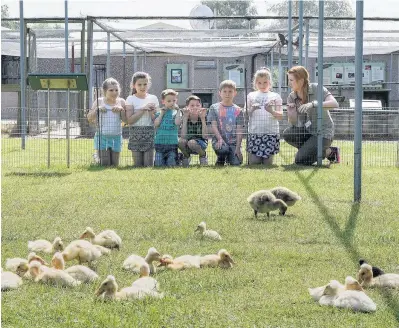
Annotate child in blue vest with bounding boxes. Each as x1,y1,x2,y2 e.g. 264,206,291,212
154,89,182,167
207,80,245,166
87,78,126,166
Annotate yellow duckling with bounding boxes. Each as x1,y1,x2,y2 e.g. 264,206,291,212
95,275,164,301
123,247,161,274
200,249,235,269
80,227,122,250
28,237,64,254
1,268,23,291
29,260,81,287
51,252,99,283
358,263,399,288
132,263,161,293
195,222,222,241
158,254,201,271
62,240,109,266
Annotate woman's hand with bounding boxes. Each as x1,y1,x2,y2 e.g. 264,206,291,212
235,147,243,162
99,106,107,113
298,101,317,113
215,138,224,150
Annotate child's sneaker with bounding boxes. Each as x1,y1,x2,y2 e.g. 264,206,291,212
199,156,208,166
327,146,340,163
182,156,191,167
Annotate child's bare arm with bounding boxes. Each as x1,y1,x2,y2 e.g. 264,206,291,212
200,108,208,139
180,108,189,139
154,109,165,128
87,99,99,124
174,109,182,126
118,99,127,123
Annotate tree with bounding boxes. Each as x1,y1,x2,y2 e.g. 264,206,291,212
201,1,259,29
1,5,18,29
266,0,355,30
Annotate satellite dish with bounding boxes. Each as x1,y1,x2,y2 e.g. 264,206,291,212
189,4,214,30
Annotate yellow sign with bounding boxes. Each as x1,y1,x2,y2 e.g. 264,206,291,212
40,79,77,89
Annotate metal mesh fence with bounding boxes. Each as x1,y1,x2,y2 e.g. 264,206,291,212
2,106,398,168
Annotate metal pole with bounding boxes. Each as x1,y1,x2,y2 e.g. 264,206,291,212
271,47,274,75
87,19,94,108
64,0,68,72
305,19,310,69
317,0,324,166
107,32,111,77
47,84,51,168
278,47,282,95
354,0,364,202
133,48,137,72
19,0,26,149
298,0,304,66
67,84,70,168
288,1,293,69
122,42,126,98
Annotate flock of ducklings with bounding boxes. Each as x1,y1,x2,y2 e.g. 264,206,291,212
309,259,399,312
2,186,398,313
1,222,233,301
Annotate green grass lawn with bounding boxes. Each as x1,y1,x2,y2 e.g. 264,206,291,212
1,161,399,327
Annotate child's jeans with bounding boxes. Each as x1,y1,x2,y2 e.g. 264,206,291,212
154,144,177,167
212,142,241,166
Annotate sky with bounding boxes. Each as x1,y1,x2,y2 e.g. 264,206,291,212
2,0,399,30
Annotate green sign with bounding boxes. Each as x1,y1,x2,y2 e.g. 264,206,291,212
28,73,88,91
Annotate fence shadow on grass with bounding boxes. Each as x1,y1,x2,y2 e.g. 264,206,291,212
281,154,399,322
4,171,71,178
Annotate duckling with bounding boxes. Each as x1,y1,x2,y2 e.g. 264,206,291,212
29,260,81,287
333,276,376,312
158,254,201,271
51,252,99,283
132,263,160,292
123,247,161,274
247,190,288,217
1,269,23,291
5,258,28,272
95,275,164,301
195,222,222,241
14,253,49,279
308,284,328,302
5,252,48,274
200,249,235,268
270,187,301,207
358,259,384,278
28,237,64,254
62,240,105,266
80,227,122,250
357,263,399,288
318,280,345,306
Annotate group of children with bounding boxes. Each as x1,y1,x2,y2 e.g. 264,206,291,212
87,68,284,167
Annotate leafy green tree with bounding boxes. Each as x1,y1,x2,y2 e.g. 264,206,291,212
266,0,355,30
1,5,18,29
202,1,259,29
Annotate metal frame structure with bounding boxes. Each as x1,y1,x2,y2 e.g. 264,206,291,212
2,0,399,200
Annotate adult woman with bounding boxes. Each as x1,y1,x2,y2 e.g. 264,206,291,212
283,66,339,165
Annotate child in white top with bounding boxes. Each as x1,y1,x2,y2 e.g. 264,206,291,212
87,78,126,166
125,72,159,167
246,67,283,165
